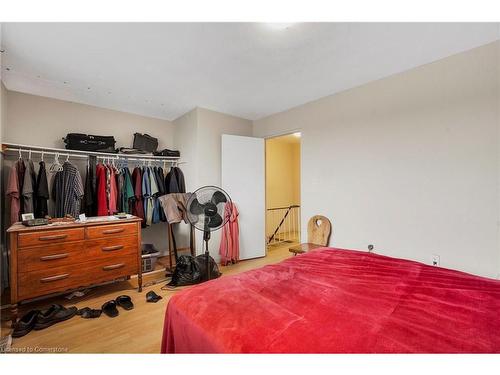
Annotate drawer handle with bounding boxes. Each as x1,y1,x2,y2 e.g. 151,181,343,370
38,234,68,241
40,274,69,283
102,263,125,271
40,253,69,261
102,245,124,252
102,228,125,235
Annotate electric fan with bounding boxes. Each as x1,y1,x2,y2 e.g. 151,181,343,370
186,186,232,280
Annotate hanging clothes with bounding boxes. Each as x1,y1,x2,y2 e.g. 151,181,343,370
156,167,167,222
62,161,84,218
158,193,192,224
22,159,37,214
131,167,145,226
165,167,179,194
107,165,118,215
174,167,186,193
116,169,125,213
17,159,26,212
142,167,153,226
52,171,63,217
96,163,109,216
121,168,135,214
51,161,84,218
82,155,97,216
125,168,135,214
219,202,240,266
6,160,24,225
35,160,49,218
149,166,160,224
155,166,166,194
165,166,186,194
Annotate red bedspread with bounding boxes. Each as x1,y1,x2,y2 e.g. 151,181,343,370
161,248,500,353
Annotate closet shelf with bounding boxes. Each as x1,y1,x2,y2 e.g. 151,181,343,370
1,142,182,163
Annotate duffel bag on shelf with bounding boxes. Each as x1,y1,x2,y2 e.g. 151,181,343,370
153,148,180,157
133,133,158,153
63,133,117,153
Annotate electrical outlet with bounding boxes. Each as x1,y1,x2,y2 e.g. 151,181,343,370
432,255,440,266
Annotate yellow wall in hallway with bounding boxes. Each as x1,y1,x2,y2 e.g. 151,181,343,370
266,134,301,238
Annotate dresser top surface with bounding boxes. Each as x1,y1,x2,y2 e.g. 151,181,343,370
7,216,142,233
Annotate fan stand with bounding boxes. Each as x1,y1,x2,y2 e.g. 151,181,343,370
203,229,211,281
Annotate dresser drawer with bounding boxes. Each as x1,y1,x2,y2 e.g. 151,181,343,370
18,228,85,248
86,236,139,259
18,264,94,300
86,223,137,239
18,255,139,300
89,255,139,280
18,242,86,273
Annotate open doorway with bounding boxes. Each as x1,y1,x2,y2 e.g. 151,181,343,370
265,132,301,253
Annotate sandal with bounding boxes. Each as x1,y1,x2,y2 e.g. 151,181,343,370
101,300,119,318
115,295,134,311
77,307,102,319
146,291,162,303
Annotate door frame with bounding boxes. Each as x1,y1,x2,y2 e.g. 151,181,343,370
264,130,302,254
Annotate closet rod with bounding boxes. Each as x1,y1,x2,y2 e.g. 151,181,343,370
95,155,186,164
1,142,182,162
2,148,88,160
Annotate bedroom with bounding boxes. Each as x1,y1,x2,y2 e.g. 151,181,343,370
1,1,500,373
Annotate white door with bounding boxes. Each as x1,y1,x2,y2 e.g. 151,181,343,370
221,134,265,260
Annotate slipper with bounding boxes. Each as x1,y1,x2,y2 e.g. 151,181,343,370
77,307,102,319
101,300,119,318
115,295,134,310
146,291,163,303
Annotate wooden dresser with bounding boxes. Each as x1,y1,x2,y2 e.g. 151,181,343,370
7,217,143,323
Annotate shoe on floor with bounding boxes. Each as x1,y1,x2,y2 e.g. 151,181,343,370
34,304,77,330
102,300,119,318
12,310,39,338
76,307,102,319
115,295,134,310
146,291,162,303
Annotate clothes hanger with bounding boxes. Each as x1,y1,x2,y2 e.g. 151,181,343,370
50,152,59,173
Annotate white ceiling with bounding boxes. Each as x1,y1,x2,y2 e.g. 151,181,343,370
1,23,499,121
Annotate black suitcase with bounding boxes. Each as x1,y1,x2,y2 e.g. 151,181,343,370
64,133,116,153
133,133,158,153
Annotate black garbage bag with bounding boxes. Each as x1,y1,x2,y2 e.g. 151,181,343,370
168,254,221,287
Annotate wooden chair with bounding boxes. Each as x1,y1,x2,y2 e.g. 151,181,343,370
289,215,332,255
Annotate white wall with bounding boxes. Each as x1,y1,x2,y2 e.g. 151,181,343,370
173,107,253,258
254,41,500,279
173,108,199,191
4,91,174,150
196,108,253,186
2,90,175,254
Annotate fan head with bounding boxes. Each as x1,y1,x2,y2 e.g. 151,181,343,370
187,186,232,232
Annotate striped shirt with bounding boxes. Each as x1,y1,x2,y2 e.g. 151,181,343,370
52,162,84,218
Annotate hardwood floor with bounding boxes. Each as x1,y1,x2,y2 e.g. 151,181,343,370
0,246,292,353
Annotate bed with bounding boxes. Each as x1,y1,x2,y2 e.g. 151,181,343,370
161,248,500,353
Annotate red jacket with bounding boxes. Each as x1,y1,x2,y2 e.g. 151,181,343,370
131,167,145,225
96,164,108,216
219,202,239,266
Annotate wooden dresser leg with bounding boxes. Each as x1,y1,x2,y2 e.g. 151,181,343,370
11,303,18,326
138,274,143,292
